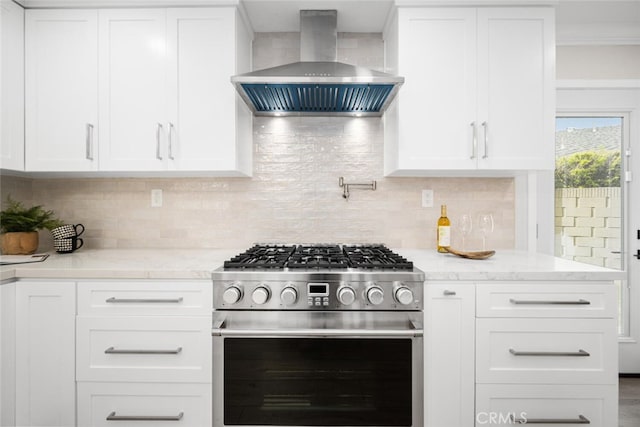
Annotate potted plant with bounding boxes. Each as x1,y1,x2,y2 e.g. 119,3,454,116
0,197,63,255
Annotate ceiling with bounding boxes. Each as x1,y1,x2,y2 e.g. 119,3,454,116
12,0,640,43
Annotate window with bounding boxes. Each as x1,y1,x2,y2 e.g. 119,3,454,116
555,116,625,334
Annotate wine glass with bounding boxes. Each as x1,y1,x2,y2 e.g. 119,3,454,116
477,213,494,250
459,214,473,251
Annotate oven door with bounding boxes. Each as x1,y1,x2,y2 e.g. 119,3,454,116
212,311,423,427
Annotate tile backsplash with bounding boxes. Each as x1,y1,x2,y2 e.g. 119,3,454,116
0,32,515,251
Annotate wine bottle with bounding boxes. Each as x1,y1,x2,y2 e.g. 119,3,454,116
437,204,451,253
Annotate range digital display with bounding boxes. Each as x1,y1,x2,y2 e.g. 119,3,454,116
308,283,329,296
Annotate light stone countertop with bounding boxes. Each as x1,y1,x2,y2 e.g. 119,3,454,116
396,249,625,282
0,248,625,282
0,249,240,281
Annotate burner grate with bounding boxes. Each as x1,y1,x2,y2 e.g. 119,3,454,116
223,245,296,269
287,245,349,269
343,245,413,270
222,244,413,270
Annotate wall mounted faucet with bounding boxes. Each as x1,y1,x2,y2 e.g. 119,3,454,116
339,177,377,201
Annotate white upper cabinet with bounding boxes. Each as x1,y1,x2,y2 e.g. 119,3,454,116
99,7,252,174
98,9,168,171
384,7,555,176
25,9,98,171
0,0,25,171
476,8,555,171
166,8,252,173
22,6,252,176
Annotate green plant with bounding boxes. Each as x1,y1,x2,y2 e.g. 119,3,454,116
0,197,63,233
555,150,621,188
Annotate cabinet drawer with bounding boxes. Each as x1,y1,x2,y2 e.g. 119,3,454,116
77,280,211,316
476,384,617,427
77,316,211,382
77,382,211,427
476,283,616,318
476,318,617,385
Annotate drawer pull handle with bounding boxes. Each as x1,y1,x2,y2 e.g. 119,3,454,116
509,348,590,357
106,411,184,421
509,298,590,305
510,414,590,424
443,290,457,296
105,346,182,355
105,297,183,304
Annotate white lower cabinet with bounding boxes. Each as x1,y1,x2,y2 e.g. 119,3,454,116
425,280,618,427
476,317,617,385
15,281,76,427
0,281,16,427
76,280,212,427
476,384,618,426
425,283,475,427
475,282,618,427
77,382,211,427
76,316,211,383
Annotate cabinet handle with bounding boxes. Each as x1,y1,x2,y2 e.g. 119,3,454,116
156,123,164,160
509,348,590,357
105,346,182,355
86,123,94,160
509,298,591,305
106,411,184,421
481,121,488,159
510,414,590,424
443,290,457,296
168,122,175,160
105,297,183,304
470,121,477,159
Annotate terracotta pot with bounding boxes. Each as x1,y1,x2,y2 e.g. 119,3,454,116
1,231,39,255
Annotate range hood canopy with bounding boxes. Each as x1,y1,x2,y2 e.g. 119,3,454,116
231,10,404,117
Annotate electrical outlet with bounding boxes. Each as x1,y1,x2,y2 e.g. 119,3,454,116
421,189,434,208
151,189,163,207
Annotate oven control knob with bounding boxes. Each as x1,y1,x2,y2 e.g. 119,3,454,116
252,286,271,305
395,287,414,305
222,286,242,305
337,286,356,306
366,286,384,306
280,286,298,306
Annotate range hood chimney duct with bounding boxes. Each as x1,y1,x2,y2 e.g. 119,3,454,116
231,10,404,117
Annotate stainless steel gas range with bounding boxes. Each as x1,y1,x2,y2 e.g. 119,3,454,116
212,244,425,427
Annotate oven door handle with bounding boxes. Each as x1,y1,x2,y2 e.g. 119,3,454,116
212,319,423,338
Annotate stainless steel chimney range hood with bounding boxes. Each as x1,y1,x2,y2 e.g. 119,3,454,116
231,10,404,117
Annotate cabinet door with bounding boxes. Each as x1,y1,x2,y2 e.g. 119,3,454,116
77,382,211,427
76,316,211,383
166,8,238,172
15,281,76,427
99,9,167,171
0,0,24,171
25,9,98,171
476,317,617,385
476,384,617,427
395,8,477,171
1,282,16,427
476,8,555,170
425,284,475,427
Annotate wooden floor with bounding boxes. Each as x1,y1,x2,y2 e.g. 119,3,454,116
620,377,640,427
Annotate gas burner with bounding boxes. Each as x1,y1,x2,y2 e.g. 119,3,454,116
222,244,413,271
343,245,413,270
287,245,350,269
223,245,296,269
